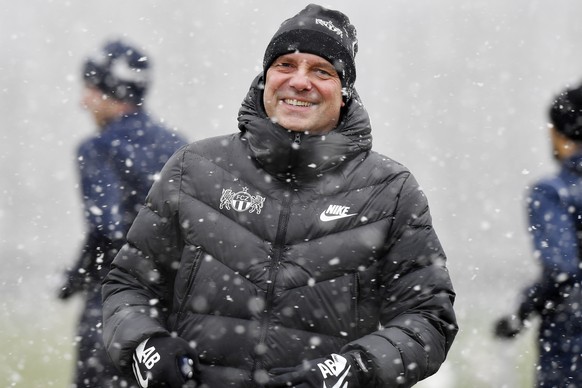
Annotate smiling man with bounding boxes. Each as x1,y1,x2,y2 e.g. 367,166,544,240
263,52,345,134
102,4,458,388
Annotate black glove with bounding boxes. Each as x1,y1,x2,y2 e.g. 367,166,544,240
132,336,199,388
494,314,524,339
57,269,87,300
266,351,372,388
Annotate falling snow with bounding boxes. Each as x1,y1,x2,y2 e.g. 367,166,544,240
2,1,582,387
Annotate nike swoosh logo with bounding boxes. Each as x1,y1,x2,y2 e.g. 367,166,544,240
132,353,149,387
320,213,357,222
323,365,351,388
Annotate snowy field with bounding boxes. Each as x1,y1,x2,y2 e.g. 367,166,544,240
3,0,582,386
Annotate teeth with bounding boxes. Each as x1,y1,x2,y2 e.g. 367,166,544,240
284,99,312,107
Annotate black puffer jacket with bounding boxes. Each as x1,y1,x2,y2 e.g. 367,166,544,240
102,76,458,387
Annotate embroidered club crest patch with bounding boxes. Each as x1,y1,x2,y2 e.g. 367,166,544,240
220,187,265,214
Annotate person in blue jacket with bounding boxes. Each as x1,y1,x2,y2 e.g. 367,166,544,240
495,84,582,387
57,39,187,387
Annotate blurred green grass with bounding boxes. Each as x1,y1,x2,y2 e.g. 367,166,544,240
0,299,78,387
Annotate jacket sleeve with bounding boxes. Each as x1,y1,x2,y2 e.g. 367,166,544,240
67,140,124,280
77,139,127,243
102,146,188,372
341,173,458,387
518,180,579,319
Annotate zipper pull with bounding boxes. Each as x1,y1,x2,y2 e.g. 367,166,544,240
293,132,302,148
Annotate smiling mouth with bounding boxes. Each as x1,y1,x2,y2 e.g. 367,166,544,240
283,98,313,107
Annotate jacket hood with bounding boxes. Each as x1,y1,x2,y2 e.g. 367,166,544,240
237,74,372,181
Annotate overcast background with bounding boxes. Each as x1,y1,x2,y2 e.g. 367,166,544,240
2,1,582,386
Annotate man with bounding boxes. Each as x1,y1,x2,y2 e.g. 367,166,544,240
57,39,187,387
102,4,458,388
495,85,582,386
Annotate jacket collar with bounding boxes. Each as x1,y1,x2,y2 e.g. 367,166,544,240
101,109,145,133
563,152,582,175
237,74,372,182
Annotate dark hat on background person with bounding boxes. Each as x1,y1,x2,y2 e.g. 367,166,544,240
549,84,582,141
83,39,150,105
263,3,358,98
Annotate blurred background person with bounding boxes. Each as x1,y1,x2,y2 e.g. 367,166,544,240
494,84,582,387
56,38,188,387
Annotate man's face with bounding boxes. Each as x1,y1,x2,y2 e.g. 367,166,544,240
81,85,109,126
263,52,345,135
550,124,577,161
80,85,118,128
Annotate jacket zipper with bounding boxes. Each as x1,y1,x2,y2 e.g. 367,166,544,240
252,193,293,374
289,133,302,171
251,133,300,377
172,247,203,332
352,272,360,337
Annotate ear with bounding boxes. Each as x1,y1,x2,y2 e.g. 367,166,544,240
550,125,580,160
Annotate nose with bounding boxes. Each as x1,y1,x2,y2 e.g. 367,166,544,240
80,91,90,109
288,69,312,91
81,87,94,109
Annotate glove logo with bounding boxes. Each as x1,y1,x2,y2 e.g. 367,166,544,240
133,339,161,388
317,354,351,388
132,357,149,387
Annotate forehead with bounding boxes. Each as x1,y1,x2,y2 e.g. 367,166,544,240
275,52,335,69
84,84,105,95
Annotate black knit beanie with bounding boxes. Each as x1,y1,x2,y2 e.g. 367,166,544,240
263,4,358,98
549,85,582,141
83,39,150,105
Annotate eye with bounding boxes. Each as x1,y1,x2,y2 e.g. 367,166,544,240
314,67,339,80
273,61,294,69
316,68,332,77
